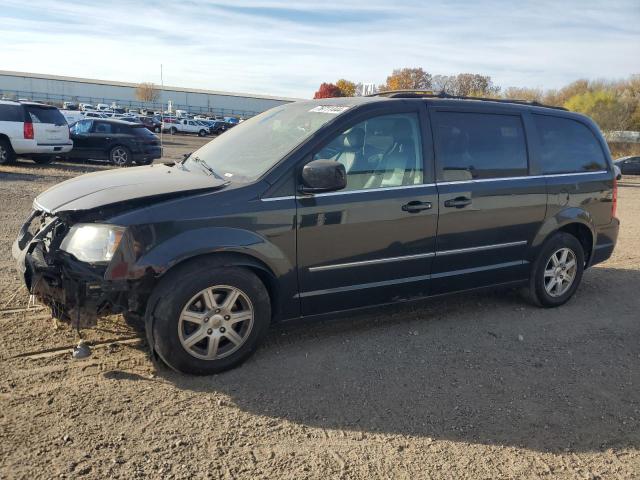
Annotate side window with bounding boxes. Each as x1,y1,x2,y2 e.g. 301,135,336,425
74,120,92,134
533,114,607,173
0,104,24,122
93,122,112,134
313,113,423,191
433,112,528,181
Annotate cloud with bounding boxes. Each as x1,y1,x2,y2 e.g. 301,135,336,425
0,0,638,98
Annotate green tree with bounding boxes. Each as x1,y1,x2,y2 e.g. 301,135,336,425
564,90,633,131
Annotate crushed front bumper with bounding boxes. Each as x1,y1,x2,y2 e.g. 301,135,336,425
12,211,131,328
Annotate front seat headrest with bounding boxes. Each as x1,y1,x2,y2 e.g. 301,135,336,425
343,127,365,150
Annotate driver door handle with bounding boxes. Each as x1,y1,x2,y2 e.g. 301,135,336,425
444,196,472,208
402,200,432,213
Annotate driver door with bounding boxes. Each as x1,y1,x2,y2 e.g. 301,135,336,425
296,106,439,316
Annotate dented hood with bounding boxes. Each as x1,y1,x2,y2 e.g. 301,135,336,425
35,164,226,213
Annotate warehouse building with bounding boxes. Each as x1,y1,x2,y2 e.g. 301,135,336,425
0,70,298,118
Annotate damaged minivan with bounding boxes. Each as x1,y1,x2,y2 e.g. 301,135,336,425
13,94,619,374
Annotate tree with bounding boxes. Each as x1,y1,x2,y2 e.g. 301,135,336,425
135,82,160,103
503,87,544,103
564,90,634,131
313,83,343,99
381,68,433,92
450,73,500,97
335,79,356,97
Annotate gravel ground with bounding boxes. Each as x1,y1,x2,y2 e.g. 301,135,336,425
1,137,639,479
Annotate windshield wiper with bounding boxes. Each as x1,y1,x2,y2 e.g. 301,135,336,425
190,156,226,181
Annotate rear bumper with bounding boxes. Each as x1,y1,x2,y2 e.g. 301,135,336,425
590,218,620,267
132,146,162,162
12,139,73,155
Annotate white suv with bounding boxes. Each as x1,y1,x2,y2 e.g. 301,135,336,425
0,101,73,165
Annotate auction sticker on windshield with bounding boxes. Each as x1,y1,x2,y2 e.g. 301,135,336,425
308,105,351,114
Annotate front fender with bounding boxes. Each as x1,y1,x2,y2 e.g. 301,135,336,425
106,225,293,281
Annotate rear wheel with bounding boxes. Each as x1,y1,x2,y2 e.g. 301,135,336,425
529,232,585,307
154,126,161,133
109,146,132,167
0,139,16,165
148,265,271,374
198,129,207,137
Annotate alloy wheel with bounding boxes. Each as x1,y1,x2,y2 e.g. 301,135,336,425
543,247,577,297
178,285,254,360
0,145,7,163
111,148,128,166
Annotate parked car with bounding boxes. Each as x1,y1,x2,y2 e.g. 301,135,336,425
79,103,95,111
12,94,619,375
119,116,142,123
209,120,234,135
60,110,84,125
82,111,108,119
139,116,162,133
65,118,161,166
0,100,72,164
613,164,622,180
164,118,209,136
614,156,640,175
96,103,110,111
63,101,79,110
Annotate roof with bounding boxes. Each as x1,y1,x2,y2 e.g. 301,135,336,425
370,90,567,111
0,69,301,103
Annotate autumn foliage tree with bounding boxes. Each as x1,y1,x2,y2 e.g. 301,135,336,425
380,68,432,92
335,79,356,97
135,82,160,103
313,83,343,99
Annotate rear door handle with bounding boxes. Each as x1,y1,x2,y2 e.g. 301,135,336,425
402,200,432,213
444,197,472,208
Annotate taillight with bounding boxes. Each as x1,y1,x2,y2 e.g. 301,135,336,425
23,122,34,140
612,175,618,218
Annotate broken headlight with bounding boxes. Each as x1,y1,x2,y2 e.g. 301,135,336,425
60,224,125,263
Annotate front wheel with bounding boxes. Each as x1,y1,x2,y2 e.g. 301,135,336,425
109,146,132,167
170,127,178,135
148,264,271,374
529,232,585,307
154,126,161,133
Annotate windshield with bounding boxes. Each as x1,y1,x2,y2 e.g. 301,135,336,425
187,102,351,182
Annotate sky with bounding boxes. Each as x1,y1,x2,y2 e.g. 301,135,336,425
1,0,639,99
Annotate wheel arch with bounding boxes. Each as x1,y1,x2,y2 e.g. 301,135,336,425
531,208,596,265
143,250,281,353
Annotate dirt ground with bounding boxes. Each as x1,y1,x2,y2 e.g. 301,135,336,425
1,136,639,479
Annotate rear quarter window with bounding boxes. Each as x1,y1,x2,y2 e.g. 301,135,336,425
0,104,25,122
132,126,155,137
533,114,607,174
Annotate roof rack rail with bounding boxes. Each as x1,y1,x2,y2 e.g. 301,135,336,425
369,90,567,111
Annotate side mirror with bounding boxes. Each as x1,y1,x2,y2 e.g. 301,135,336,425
300,159,347,194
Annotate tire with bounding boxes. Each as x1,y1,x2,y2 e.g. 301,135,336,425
31,155,56,165
528,232,585,308
109,146,132,167
0,138,16,165
170,127,178,135
154,127,161,133
198,129,207,137
148,264,271,375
